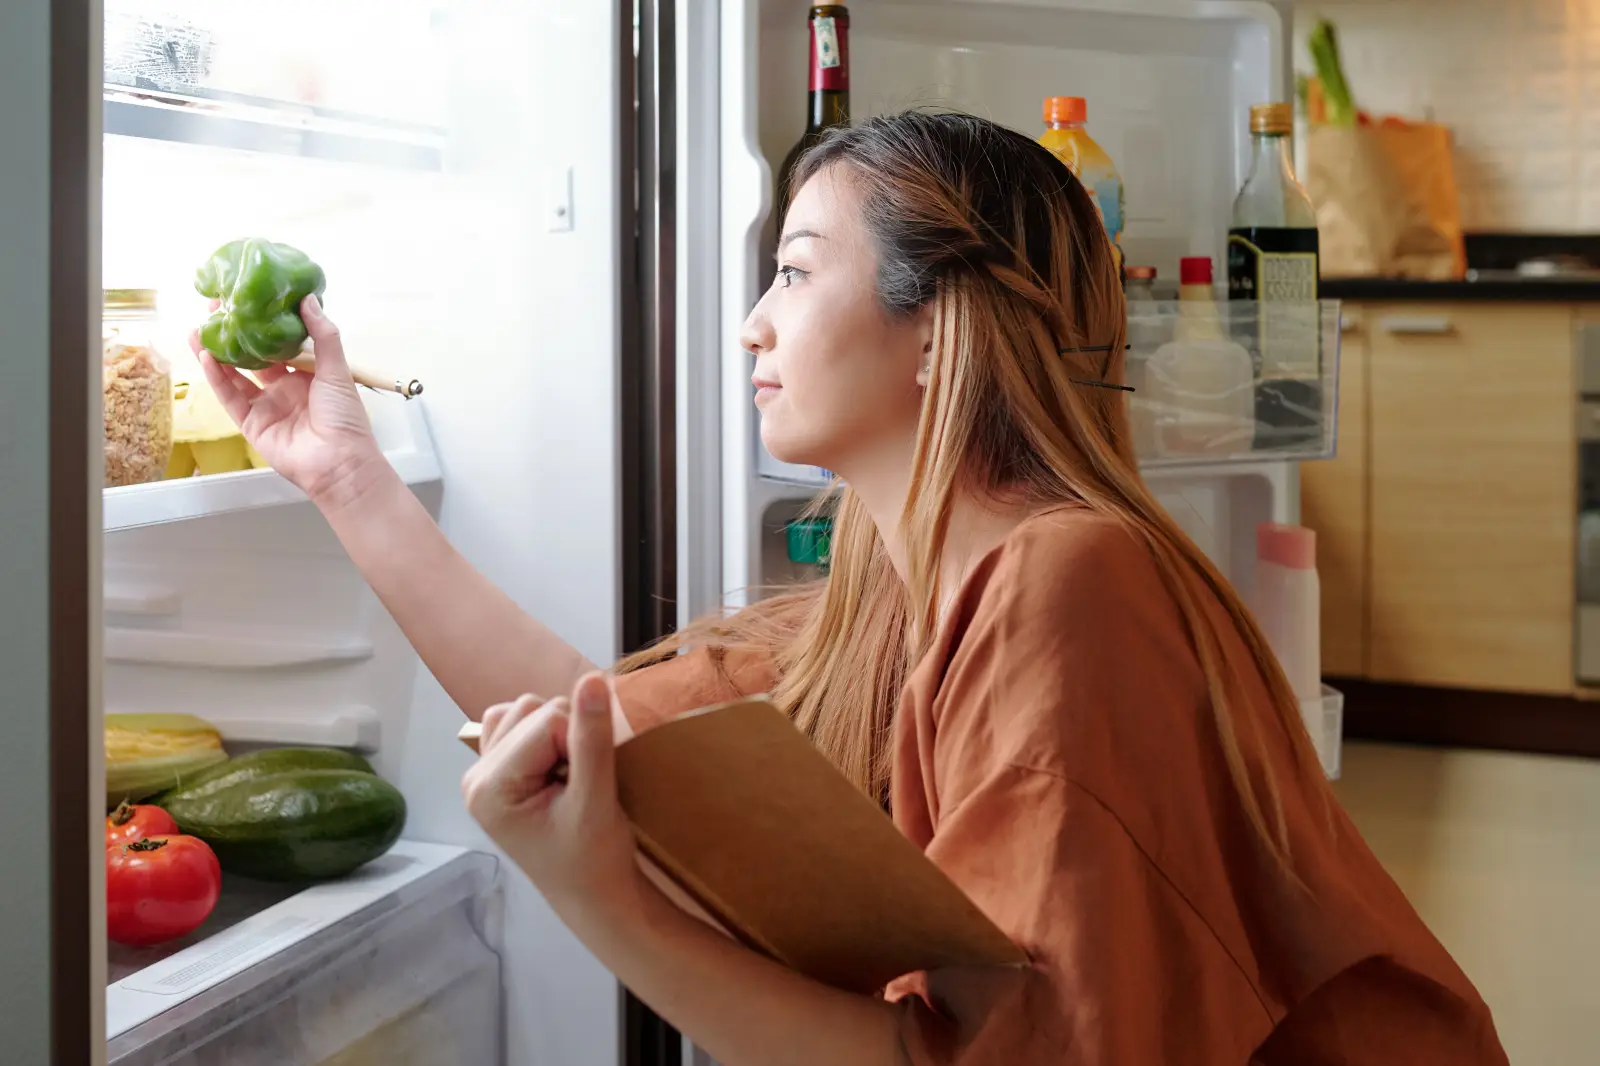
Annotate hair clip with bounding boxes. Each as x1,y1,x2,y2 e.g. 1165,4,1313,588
1061,343,1135,393
1069,378,1135,393
1059,344,1131,354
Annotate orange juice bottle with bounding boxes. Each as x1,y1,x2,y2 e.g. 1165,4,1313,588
1038,96,1124,275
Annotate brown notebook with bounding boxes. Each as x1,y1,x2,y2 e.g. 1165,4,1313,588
460,696,1026,993
619,696,1025,993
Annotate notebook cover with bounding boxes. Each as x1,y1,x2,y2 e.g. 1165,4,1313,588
613,697,1027,994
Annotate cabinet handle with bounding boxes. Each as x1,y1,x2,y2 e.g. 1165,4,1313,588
1379,315,1455,336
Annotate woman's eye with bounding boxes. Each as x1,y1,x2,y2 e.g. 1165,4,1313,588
775,265,808,288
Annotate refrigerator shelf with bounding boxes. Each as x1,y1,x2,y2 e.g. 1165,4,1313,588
104,401,440,532
1127,300,1342,469
104,86,447,172
108,841,499,1064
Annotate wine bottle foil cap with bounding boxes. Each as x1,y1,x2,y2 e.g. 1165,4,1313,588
1250,102,1294,135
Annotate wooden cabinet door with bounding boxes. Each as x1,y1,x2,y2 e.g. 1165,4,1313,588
1301,307,1369,677
1367,304,1575,694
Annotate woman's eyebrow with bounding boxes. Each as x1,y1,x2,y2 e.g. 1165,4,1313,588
778,228,826,251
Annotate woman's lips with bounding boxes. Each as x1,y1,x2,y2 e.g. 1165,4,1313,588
752,378,781,406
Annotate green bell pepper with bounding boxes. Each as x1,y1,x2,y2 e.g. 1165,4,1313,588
194,238,327,370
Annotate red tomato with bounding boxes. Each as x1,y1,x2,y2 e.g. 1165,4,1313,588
106,836,222,947
105,802,180,847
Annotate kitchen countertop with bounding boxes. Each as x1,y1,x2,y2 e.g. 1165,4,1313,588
1320,277,1600,302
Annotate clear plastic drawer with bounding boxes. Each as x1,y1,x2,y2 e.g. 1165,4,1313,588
1126,300,1341,468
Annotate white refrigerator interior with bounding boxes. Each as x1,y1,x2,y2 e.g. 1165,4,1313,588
97,0,1337,1063
102,0,624,1063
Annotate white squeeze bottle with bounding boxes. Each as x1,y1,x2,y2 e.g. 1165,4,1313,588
1252,523,1323,746
1143,257,1255,458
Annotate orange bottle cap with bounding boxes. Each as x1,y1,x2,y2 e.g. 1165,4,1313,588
1044,96,1086,124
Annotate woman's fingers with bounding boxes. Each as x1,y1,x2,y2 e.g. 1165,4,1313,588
566,674,617,804
481,694,544,753
300,295,354,384
465,699,571,814
253,364,295,386
191,343,260,425
479,702,512,750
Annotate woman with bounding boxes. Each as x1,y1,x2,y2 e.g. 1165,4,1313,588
195,111,1507,1065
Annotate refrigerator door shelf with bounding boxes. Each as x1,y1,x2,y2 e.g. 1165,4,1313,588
107,841,500,1065
101,703,385,753
104,400,439,533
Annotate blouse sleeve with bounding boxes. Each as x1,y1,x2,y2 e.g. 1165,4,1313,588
611,643,780,735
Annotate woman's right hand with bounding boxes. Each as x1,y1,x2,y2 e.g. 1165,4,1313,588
189,294,389,511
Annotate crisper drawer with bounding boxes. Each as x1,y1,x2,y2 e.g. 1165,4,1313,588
108,842,501,1066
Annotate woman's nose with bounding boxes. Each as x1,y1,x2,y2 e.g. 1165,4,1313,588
740,296,775,357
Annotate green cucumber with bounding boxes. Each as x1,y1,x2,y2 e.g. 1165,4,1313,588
162,769,406,882
156,747,375,805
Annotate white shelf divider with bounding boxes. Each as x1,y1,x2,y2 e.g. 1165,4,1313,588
104,629,375,670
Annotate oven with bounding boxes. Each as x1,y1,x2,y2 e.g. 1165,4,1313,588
1574,321,1600,683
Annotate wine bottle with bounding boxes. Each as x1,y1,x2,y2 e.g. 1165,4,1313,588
773,5,850,237
1227,101,1321,452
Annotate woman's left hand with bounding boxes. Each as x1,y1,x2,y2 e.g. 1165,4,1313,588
462,673,640,912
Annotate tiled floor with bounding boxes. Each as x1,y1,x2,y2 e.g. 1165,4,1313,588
1334,738,1600,1066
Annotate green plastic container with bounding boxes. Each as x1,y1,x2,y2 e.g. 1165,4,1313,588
786,517,833,573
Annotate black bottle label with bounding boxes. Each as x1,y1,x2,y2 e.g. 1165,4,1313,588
1227,227,1323,452
1227,226,1319,300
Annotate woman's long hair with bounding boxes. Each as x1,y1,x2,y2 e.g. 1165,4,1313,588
618,111,1325,866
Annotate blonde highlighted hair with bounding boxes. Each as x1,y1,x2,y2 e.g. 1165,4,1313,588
620,111,1325,866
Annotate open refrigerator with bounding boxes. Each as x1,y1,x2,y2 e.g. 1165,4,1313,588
0,0,1337,1064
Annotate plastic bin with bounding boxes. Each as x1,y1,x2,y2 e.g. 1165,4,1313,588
108,843,501,1066
1127,299,1340,468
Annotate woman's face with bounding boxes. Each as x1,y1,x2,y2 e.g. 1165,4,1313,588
741,166,931,479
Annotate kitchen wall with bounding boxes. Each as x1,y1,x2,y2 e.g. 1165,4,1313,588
1292,0,1600,231
1335,742,1600,1066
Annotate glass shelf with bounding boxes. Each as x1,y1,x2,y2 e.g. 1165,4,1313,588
104,87,447,171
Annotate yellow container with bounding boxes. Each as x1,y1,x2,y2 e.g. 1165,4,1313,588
1038,95,1125,270
168,378,253,478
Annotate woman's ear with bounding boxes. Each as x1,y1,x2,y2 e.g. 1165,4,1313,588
914,306,936,388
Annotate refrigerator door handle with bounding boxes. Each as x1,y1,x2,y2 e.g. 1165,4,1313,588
621,0,680,655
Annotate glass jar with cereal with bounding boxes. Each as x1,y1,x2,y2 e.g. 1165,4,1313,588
102,288,174,487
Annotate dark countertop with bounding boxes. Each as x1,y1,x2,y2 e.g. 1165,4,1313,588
1320,277,1600,302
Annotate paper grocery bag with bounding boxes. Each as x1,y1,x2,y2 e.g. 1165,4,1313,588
1306,123,1465,280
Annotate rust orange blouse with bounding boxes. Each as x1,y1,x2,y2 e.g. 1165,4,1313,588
613,507,1509,1065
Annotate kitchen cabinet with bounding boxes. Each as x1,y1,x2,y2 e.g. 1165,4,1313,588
1300,309,1368,677
1302,301,1579,695
1365,304,1575,693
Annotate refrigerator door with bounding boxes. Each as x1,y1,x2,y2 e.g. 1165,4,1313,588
719,0,1295,605
0,0,103,1063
